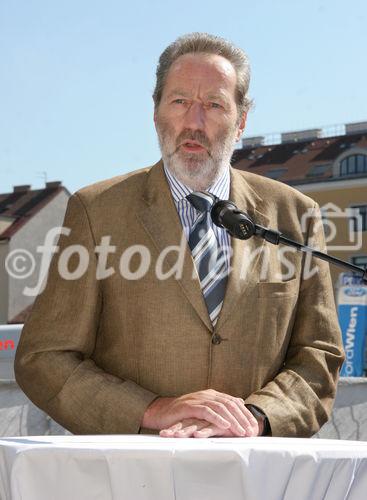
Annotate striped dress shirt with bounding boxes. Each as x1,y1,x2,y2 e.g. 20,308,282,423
163,163,232,272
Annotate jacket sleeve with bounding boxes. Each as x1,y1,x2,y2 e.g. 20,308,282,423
244,202,345,437
14,193,158,435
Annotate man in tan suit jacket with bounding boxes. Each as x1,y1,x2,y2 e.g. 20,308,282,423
14,33,344,438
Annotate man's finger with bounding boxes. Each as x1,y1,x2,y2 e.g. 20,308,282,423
205,400,247,436
214,396,258,436
214,392,259,433
160,418,208,438
216,393,256,422
191,404,231,429
193,424,222,438
173,421,208,438
159,422,183,437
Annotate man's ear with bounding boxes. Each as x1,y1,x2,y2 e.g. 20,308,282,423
153,107,158,128
236,112,247,142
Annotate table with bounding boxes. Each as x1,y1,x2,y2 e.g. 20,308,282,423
1,435,367,500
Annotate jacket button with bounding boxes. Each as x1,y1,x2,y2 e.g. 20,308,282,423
212,333,222,345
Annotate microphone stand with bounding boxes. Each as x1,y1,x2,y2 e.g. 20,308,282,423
211,199,367,283
254,224,367,283
254,223,367,283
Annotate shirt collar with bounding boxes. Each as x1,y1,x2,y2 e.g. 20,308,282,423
163,162,230,204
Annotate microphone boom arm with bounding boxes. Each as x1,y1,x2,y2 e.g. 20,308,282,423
254,223,367,282
211,198,367,283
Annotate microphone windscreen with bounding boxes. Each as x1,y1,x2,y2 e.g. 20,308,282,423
211,199,256,239
211,200,237,228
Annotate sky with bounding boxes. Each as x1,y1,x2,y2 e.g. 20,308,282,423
1,0,366,194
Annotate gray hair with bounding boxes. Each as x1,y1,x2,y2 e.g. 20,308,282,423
153,32,253,118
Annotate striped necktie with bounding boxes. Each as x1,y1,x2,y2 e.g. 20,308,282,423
186,192,228,326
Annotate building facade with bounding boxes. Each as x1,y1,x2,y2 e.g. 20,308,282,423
0,182,70,324
232,121,367,288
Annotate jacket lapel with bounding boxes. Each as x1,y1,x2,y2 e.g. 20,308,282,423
137,160,213,331
215,168,270,333
137,161,271,334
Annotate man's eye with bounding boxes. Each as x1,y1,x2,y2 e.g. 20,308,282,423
173,99,185,104
209,102,222,109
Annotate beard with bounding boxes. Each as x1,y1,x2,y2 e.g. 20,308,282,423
155,117,237,191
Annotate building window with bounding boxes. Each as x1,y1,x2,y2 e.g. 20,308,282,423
307,164,331,177
350,204,367,231
265,168,287,179
351,255,367,268
340,154,367,176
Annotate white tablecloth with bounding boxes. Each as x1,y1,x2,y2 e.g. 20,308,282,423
1,435,367,500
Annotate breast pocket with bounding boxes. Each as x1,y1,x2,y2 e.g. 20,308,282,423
257,278,299,298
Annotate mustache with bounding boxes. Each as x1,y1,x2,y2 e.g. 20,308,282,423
175,129,211,149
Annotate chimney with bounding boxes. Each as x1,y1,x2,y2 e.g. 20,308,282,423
281,128,322,144
45,181,62,189
242,136,264,149
13,185,31,193
345,121,367,135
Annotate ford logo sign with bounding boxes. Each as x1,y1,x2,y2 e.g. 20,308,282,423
344,287,367,297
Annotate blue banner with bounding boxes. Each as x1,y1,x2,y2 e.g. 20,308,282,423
337,273,367,377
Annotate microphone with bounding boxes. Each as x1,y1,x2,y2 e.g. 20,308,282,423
211,200,256,240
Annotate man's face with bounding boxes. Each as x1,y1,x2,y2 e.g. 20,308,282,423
154,53,247,190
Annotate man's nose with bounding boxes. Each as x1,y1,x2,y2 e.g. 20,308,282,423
183,101,205,130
